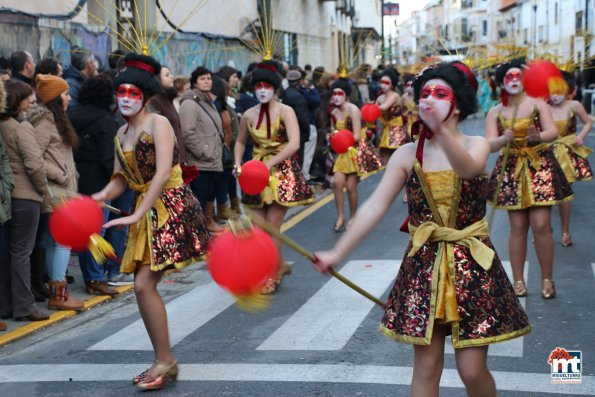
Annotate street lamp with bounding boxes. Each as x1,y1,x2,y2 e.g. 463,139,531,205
532,0,538,56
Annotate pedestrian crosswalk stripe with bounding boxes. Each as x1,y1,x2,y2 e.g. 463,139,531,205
0,363,592,394
257,260,401,351
88,281,235,351
444,261,528,357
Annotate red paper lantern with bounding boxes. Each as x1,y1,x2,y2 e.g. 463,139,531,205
331,129,356,154
522,60,563,99
49,196,104,251
361,103,381,123
208,227,279,295
238,160,270,195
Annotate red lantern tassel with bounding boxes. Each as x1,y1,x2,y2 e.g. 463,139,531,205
88,234,121,264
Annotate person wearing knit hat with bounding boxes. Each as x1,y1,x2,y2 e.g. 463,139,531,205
93,53,209,391
376,67,408,165
314,61,530,397
328,75,382,233
28,71,83,313
234,60,315,294
36,74,69,104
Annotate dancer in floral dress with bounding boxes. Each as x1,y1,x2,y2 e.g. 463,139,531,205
329,78,382,232
485,59,573,299
92,53,209,391
547,71,592,247
234,61,315,294
315,62,530,397
376,68,409,164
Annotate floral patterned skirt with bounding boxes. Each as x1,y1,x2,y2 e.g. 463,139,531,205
487,146,574,209
242,157,315,208
379,117,409,150
380,240,531,347
355,140,383,175
121,185,209,273
552,138,593,183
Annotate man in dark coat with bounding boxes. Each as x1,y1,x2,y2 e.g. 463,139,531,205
281,69,311,166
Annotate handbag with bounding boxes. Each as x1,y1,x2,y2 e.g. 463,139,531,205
221,144,233,168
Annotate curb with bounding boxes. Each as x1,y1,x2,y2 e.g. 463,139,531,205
0,284,134,347
0,180,352,348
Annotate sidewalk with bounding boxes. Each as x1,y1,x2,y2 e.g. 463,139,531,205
0,183,333,348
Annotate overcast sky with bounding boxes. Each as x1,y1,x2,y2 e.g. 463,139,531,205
397,0,430,20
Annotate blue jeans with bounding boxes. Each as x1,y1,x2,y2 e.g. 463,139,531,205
79,187,134,281
104,187,134,275
37,215,71,281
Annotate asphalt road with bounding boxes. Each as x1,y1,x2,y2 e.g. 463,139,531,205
0,116,594,396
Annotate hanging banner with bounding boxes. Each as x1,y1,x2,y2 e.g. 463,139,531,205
383,2,400,16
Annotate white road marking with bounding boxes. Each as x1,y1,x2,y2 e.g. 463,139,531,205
445,261,528,357
257,260,400,351
0,363,592,395
88,282,236,351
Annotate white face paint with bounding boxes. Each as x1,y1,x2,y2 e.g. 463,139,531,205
116,84,144,117
380,82,391,93
418,78,455,124
255,88,274,104
550,94,565,105
332,95,346,107
503,68,524,95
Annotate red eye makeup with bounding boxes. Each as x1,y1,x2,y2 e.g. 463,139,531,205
504,71,523,84
332,90,346,97
420,84,454,102
255,82,274,90
117,84,143,100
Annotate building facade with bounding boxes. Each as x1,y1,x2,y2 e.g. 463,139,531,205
396,0,594,70
0,0,382,74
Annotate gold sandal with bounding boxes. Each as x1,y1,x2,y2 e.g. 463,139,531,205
541,279,556,299
136,360,178,391
513,280,527,297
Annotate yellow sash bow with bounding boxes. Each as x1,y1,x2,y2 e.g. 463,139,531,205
407,218,495,271
124,164,184,264
506,143,548,179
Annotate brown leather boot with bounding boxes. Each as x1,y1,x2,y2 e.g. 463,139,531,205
217,203,237,220
85,280,119,297
48,281,84,310
205,202,226,233
230,197,241,214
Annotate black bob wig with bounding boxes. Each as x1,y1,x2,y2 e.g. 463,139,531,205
113,53,162,98
412,62,478,122
495,58,525,86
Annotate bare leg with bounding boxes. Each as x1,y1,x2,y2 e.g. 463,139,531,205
559,201,572,244
345,174,359,227
455,345,496,397
529,206,554,280
508,210,529,283
333,172,346,229
265,203,289,270
134,265,174,374
411,325,446,397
